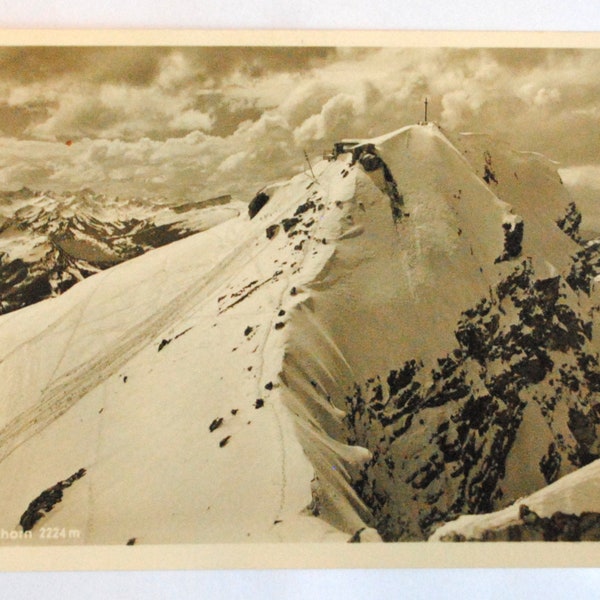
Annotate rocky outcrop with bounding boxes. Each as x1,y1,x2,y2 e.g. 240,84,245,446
19,468,86,532
495,218,524,263
248,191,270,219
482,150,498,185
345,260,600,540
439,504,600,542
566,239,600,295
355,146,404,222
557,201,583,243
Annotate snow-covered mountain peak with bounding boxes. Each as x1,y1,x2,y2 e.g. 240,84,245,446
0,123,597,544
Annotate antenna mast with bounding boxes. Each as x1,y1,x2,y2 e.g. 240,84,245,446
303,150,318,183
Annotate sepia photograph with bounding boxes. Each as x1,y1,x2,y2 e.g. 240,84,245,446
2,31,600,571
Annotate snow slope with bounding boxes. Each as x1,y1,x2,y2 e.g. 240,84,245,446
0,122,593,544
0,152,380,543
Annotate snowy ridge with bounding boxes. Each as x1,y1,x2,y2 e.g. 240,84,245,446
0,123,596,544
429,458,600,541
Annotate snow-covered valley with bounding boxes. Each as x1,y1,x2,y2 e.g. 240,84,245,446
2,122,600,544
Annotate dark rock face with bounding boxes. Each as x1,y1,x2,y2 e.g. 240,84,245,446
539,442,561,485
248,192,270,219
209,417,224,432
345,260,600,541
157,338,172,352
266,224,279,239
19,468,87,532
554,201,600,296
359,153,382,172
355,146,404,222
0,244,101,315
495,219,524,263
281,218,300,233
557,201,583,243
294,199,317,217
567,240,600,295
0,255,56,312
381,162,404,222
482,151,498,185
554,202,600,297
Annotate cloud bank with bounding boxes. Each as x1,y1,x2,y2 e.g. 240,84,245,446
0,47,599,203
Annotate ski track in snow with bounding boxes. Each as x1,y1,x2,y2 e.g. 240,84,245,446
0,168,337,535
245,172,339,526
0,215,285,465
252,273,290,523
0,274,105,365
44,279,100,386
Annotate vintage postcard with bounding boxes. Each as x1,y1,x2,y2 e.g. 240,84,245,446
1,30,600,571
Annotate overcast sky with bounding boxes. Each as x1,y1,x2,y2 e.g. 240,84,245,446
0,46,599,211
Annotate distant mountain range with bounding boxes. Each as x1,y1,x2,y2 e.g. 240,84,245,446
0,188,243,314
